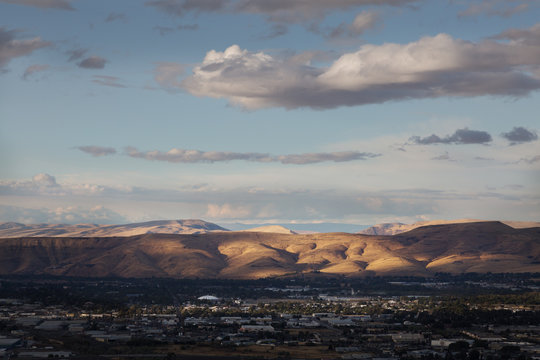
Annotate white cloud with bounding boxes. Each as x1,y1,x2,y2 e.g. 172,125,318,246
32,173,58,187
180,25,540,109
0,173,107,196
1,171,539,224
206,203,252,219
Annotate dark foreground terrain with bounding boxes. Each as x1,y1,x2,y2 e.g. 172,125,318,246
0,274,539,359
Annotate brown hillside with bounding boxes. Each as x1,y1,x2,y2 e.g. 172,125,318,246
0,222,538,279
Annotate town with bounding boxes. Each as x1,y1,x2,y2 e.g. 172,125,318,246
0,274,538,359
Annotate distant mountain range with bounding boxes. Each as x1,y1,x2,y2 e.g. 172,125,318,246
0,220,359,238
7,218,538,238
0,219,228,238
239,225,297,234
0,221,538,279
359,219,540,235
222,222,368,233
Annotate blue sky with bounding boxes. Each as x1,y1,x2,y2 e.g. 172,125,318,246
0,0,539,227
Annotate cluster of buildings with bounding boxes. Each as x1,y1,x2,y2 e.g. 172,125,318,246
1,295,539,359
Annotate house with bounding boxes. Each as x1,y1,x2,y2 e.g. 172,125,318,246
17,351,72,358
391,333,425,344
239,325,274,333
0,337,21,350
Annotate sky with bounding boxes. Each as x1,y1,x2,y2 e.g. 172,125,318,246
0,0,539,228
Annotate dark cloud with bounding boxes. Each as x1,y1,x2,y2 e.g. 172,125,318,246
317,10,380,39
0,27,50,70
78,56,106,69
145,0,417,23
92,75,126,88
177,24,199,30
410,128,492,145
491,23,540,46
66,48,87,62
22,64,49,80
105,12,127,23
124,146,379,164
126,147,273,163
145,0,227,17
154,26,175,36
233,0,416,23
77,146,117,156
431,152,455,161
501,126,538,145
519,155,540,164
503,184,524,190
259,24,288,39
458,0,529,18
146,0,406,44
0,0,74,10
153,24,198,36
277,151,379,164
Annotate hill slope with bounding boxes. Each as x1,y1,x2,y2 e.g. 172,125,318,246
0,219,228,238
0,222,538,279
240,225,297,234
360,219,540,235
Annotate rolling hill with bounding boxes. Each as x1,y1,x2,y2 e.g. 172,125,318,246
0,221,538,279
0,219,228,238
240,225,297,234
359,219,540,235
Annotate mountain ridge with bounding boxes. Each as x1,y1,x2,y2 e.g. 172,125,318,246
240,225,297,234
359,219,540,235
0,221,538,279
0,219,229,238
